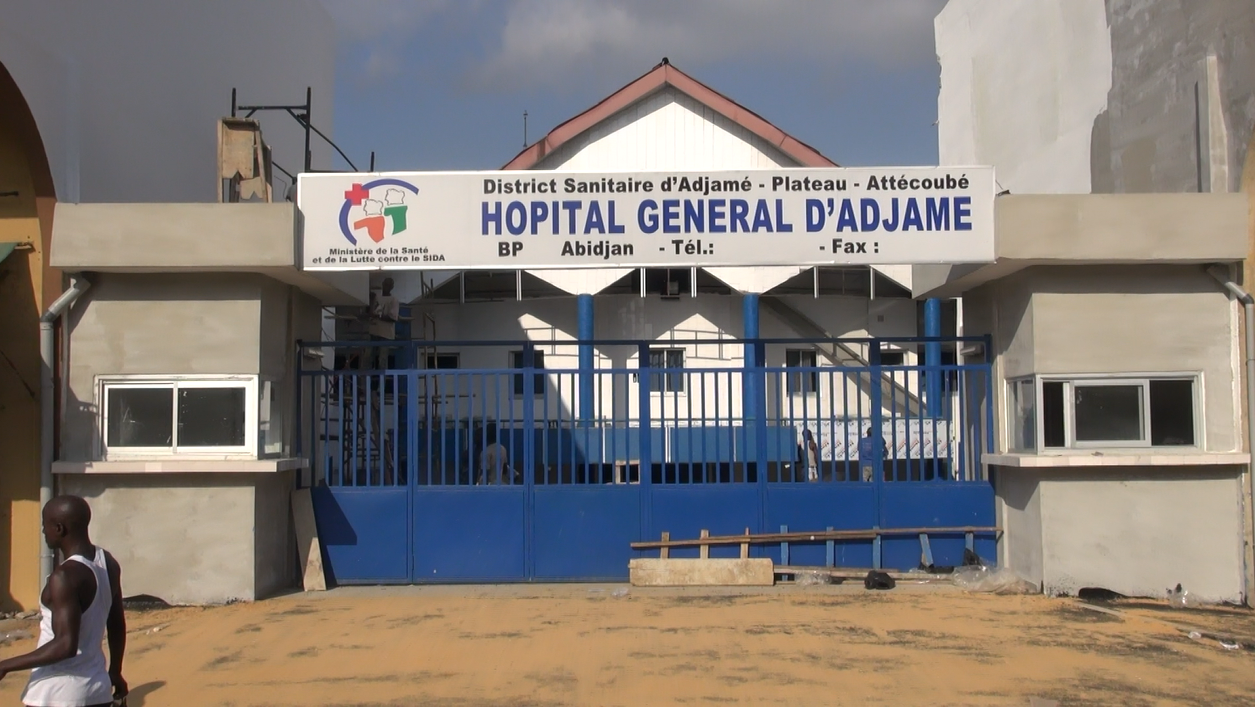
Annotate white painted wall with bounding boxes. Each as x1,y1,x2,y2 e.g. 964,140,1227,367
505,84,910,295
935,0,1113,194
535,86,797,173
1,0,335,203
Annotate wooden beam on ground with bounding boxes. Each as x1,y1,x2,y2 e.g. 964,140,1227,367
291,488,327,592
775,565,950,581
629,558,775,587
631,526,1001,550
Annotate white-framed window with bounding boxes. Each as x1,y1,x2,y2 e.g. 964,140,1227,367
99,375,259,458
785,349,818,395
1006,374,1199,452
1007,378,1036,452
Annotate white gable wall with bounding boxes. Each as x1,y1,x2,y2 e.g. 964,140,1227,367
525,85,910,295
533,86,797,172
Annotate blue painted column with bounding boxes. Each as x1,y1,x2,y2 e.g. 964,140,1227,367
924,297,942,418
742,293,761,425
577,294,595,427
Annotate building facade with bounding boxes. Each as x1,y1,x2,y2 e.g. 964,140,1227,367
0,0,336,609
932,0,1255,600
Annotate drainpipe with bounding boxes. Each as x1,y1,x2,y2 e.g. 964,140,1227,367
39,274,91,584
1207,265,1255,603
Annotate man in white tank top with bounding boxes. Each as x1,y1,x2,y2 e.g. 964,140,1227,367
0,496,127,707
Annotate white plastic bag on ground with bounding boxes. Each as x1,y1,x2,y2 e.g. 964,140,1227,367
951,565,1037,595
794,571,831,586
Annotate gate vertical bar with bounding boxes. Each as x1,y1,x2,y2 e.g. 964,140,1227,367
407,367,418,581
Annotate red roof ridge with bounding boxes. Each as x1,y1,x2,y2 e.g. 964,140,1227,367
502,60,837,170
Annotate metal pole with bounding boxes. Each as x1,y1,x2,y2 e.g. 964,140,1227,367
303,87,312,173
39,275,92,588
1207,265,1255,605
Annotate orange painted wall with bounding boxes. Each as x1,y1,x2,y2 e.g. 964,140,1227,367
0,62,58,611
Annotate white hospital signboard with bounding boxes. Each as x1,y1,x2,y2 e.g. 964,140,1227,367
297,167,995,271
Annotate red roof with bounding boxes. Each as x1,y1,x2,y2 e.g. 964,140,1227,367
502,59,837,170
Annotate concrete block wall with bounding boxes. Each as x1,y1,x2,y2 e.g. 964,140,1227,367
998,466,1246,603
61,471,296,605
963,265,1240,453
63,272,321,461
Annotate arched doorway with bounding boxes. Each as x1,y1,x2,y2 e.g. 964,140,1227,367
0,60,58,611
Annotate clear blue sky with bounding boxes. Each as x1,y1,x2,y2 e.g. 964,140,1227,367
321,1,948,172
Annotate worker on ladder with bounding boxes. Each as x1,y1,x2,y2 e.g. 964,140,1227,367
366,277,400,370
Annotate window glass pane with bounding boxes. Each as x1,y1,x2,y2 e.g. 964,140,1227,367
1008,379,1035,452
1074,384,1143,442
178,387,246,447
880,351,906,366
1150,379,1195,446
512,351,544,396
107,388,173,447
427,354,458,369
785,349,817,394
259,380,285,456
1042,382,1065,448
649,350,684,392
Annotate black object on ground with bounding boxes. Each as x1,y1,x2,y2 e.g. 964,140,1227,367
864,571,896,590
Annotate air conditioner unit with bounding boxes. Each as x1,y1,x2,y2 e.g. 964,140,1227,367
661,279,681,300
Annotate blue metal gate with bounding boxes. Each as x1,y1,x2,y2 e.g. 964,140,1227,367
300,337,995,585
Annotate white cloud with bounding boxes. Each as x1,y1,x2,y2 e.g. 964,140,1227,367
320,0,449,42
469,0,947,91
321,0,458,83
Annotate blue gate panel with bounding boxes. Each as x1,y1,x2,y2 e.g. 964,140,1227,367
413,489,526,581
879,483,996,570
671,426,737,464
765,485,877,568
735,425,799,462
533,487,641,580
649,485,760,559
312,486,409,584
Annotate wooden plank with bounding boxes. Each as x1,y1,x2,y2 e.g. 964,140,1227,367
291,488,327,592
659,531,670,559
775,565,949,581
698,530,709,559
631,525,1002,550
740,528,749,559
629,558,775,587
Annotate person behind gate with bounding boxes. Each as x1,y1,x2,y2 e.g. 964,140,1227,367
858,428,887,483
0,496,127,707
477,424,516,485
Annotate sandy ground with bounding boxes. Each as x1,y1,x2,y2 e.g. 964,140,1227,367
0,584,1252,707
